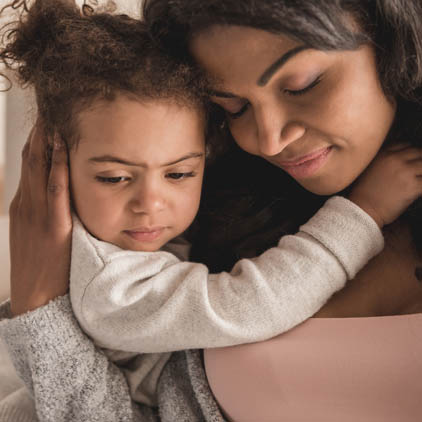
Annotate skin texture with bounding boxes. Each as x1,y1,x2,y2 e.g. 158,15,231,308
191,25,396,195
70,95,205,252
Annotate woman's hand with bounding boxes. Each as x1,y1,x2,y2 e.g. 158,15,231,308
9,122,72,316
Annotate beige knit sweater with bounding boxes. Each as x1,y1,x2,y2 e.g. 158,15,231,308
69,196,384,407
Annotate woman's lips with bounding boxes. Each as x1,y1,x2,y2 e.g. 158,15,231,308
278,146,333,179
124,227,166,242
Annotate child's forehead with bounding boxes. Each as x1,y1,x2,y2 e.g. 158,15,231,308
85,92,205,117
74,94,206,155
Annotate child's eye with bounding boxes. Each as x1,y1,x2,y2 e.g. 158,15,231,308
96,176,130,184
284,75,323,96
166,172,195,180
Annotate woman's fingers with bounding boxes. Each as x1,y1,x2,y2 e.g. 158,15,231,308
18,135,32,210
12,139,30,212
47,135,72,232
19,123,49,215
28,121,50,205
10,130,72,316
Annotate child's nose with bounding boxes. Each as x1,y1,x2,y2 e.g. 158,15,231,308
129,182,165,214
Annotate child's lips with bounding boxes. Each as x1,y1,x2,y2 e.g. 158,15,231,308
124,227,166,242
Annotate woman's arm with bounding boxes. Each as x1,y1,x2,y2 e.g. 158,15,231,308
0,124,156,422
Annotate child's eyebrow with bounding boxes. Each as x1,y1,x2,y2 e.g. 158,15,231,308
88,152,204,167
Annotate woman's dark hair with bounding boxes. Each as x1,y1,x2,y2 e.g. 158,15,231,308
143,0,422,270
0,0,209,151
144,0,422,101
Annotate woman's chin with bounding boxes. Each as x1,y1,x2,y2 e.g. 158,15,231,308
296,177,349,196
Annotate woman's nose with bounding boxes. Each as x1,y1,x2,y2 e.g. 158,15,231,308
255,107,306,157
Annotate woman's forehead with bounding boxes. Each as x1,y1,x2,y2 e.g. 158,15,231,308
190,26,316,89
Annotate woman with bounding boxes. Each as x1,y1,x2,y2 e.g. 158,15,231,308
142,0,422,312
143,0,422,420
0,1,421,421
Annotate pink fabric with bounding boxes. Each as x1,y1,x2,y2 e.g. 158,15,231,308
204,314,422,422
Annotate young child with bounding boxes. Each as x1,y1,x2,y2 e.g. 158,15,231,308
0,0,415,409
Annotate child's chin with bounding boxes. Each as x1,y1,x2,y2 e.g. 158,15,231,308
131,244,163,252
125,239,165,253
103,236,163,253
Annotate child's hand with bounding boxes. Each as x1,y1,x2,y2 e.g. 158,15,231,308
9,121,72,316
348,145,422,228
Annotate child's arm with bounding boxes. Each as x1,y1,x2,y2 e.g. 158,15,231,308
73,145,422,353
71,196,382,353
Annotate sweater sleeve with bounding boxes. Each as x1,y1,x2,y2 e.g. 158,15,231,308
0,296,158,422
72,196,384,353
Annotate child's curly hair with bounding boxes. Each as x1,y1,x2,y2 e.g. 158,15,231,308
0,0,209,149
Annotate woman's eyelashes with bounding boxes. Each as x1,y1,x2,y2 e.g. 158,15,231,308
284,75,323,96
216,74,324,119
226,102,251,119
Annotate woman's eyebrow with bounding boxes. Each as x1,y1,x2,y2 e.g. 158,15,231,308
209,45,311,97
257,45,310,86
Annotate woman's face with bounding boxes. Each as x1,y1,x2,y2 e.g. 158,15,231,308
191,25,396,195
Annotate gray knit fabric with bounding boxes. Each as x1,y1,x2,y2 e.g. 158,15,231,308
158,351,224,421
0,330,36,421
0,296,223,422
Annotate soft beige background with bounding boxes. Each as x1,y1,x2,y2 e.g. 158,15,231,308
0,216,8,302
0,0,143,301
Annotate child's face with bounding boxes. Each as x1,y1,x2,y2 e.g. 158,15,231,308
69,95,206,252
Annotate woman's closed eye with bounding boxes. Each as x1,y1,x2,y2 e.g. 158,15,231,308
226,102,251,119
284,74,323,96
212,75,323,120
212,97,251,120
